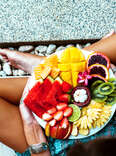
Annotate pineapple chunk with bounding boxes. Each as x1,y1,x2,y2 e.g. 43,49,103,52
60,72,72,85
71,62,86,72
59,48,70,63
58,63,71,71
72,72,79,87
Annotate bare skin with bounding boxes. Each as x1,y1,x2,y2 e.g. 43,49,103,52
0,32,116,154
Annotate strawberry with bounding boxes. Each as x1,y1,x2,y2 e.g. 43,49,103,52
62,81,72,93
63,107,73,117
49,119,57,127
56,103,68,111
60,117,69,128
47,107,57,115
42,113,53,121
53,111,64,121
58,94,71,103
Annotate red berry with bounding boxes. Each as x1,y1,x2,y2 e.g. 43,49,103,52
58,94,71,103
60,117,69,128
56,103,68,111
42,113,53,121
62,81,72,93
63,107,73,117
49,119,57,127
53,111,64,121
47,107,57,114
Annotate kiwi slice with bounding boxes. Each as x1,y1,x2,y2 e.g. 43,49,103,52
97,82,115,95
92,94,107,103
91,80,103,91
106,96,116,105
108,78,116,89
110,89,116,96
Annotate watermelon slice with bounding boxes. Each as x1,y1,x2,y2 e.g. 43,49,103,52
45,78,63,106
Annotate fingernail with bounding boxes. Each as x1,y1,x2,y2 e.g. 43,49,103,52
20,103,33,124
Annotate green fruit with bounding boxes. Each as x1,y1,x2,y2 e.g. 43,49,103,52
108,78,116,89
91,80,104,91
106,96,116,105
97,82,115,95
68,104,81,122
92,94,107,103
110,89,116,96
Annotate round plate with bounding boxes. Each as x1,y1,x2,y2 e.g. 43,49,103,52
22,49,116,139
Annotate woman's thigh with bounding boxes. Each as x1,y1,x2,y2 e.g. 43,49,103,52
0,77,28,105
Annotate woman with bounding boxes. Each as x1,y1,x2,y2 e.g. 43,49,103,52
0,32,116,156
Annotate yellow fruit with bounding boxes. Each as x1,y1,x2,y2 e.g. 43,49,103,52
60,72,72,85
40,66,51,79
69,47,85,62
57,47,86,87
50,67,60,79
58,63,71,71
44,54,58,67
59,48,70,63
72,72,79,87
71,62,86,72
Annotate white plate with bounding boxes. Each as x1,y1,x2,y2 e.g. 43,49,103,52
22,49,116,139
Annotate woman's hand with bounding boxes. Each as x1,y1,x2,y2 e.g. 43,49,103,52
20,103,50,156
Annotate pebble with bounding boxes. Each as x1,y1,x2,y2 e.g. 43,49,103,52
17,69,27,76
3,63,12,75
8,47,15,50
76,44,83,49
38,53,45,56
35,45,47,55
18,45,34,53
46,44,56,54
84,43,91,48
12,70,19,76
0,71,7,77
66,44,74,48
55,46,66,52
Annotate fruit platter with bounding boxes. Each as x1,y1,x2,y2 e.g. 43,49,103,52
22,47,116,139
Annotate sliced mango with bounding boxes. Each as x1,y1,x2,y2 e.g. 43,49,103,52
40,66,51,79
72,72,79,87
59,48,70,63
71,62,86,72
70,47,84,62
58,63,71,71
60,72,72,85
50,67,60,79
44,54,58,67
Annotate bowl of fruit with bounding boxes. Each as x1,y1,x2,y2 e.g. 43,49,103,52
22,47,116,139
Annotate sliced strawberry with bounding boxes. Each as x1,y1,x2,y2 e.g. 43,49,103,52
63,107,73,117
47,107,57,115
60,117,69,128
58,94,71,103
63,123,72,139
49,119,57,127
62,81,72,93
42,113,53,121
53,111,63,121
56,103,68,111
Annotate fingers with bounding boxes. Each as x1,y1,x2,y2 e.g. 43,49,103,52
20,103,34,125
20,103,47,145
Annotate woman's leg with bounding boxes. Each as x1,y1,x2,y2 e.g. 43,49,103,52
84,33,116,64
0,77,29,153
